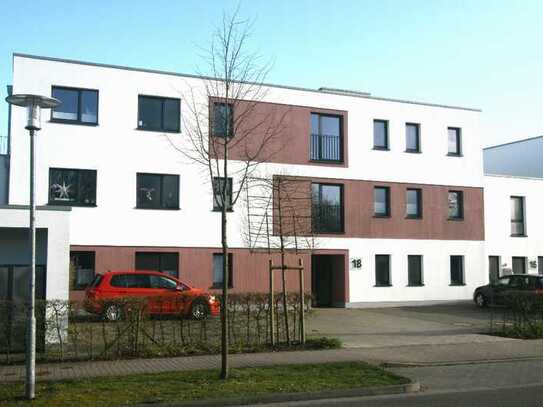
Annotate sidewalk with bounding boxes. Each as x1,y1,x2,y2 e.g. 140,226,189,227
2,339,543,383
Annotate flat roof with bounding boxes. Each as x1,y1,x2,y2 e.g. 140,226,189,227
13,53,482,112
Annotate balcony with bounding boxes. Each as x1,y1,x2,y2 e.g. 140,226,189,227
312,204,343,233
310,133,342,162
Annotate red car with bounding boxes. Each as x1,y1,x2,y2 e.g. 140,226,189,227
84,270,220,321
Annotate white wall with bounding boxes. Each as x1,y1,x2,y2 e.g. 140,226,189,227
484,175,543,276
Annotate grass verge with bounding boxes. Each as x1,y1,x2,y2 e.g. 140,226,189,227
0,361,408,407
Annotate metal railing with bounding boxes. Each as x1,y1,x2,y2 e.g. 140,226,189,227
310,133,341,162
312,204,343,233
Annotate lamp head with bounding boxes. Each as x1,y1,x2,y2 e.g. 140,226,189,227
5,94,61,131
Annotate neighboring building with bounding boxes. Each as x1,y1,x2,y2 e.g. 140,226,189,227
483,138,543,281
1,53,490,306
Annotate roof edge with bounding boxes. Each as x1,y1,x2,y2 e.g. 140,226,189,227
484,135,543,150
13,53,482,112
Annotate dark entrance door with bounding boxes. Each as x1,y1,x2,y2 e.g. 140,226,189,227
489,256,500,283
512,257,526,274
311,255,345,307
0,265,46,353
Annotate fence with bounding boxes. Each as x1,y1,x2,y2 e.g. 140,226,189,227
0,292,312,364
310,133,341,162
489,294,543,339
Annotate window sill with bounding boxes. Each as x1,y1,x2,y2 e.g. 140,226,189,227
449,283,466,286
135,207,180,211
405,215,422,219
511,234,528,238
313,231,345,235
136,127,181,134
372,147,390,151
48,202,97,208
404,150,421,154
309,159,345,165
407,284,425,287
373,214,391,218
448,217,464,222
374,284,392,287
446,153,463,157
49,119,98,127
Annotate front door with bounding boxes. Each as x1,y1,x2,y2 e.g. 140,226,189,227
311,255,335,307
512,257,526,274
489,256,500,284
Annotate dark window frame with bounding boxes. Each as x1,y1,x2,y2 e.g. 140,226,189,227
311,182,345,234
137,95,181,133
212,252,233,288
310,112,344,163
136,172,180,210
448,190,464,220
70,251,96,291
135,252,179,278
212,177,233,212
512,256,527,275
212,102,234,137
407,255,424,286
405,188,423,219
373,186,391,217
405,123,421,153
375,254,391,287
450,255,465,286
48,167,97,207
50,85,99,126
510,196,526,237
373,119,389,150
447,127,462,156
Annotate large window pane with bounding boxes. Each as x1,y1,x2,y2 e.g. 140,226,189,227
137,173,179,210
310,113,342,162
406,189,422,218
312,183,343,233
374,187,390,216
406,123,420,152
375,255,391,286
136,252,179,277
80,90,98,123
448,127,461,155
408,255,423,286
213,103,233,137
52,88,78,121
213,177,233,211
213,253,233,288
510,196,525,236
373,120,388,149
448,191,463,219
70,251,95,290
138,96,163,130
163,99,180,132
49,168,96,206
162,175,179,209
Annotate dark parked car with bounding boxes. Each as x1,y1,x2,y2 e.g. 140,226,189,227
473,274,543,307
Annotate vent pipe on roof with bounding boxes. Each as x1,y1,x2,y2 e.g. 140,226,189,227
318,87,371,97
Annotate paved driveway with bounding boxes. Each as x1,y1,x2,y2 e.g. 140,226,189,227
307,302,510,348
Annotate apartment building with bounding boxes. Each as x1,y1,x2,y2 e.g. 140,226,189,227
1,53,489,306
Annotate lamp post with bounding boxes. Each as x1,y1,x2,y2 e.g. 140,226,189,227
5,94,60,400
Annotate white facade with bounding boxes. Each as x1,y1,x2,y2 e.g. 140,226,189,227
5,53,491,305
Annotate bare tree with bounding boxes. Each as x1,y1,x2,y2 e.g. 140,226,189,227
169,9,287,379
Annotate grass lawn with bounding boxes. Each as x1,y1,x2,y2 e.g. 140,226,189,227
0,362,409,406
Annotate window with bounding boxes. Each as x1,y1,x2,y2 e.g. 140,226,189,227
405,188,422,218
408,255,423,286
136,173,179,210
51,86,98,125
149,275,178,289
138,95,180,132
110,274,150,288
405,123,420,153
213,253,233,288
311,183,344,233
310,113,343,162
70,251,95,290
447,127,462,155
373,120,389,150
212,177,233,211
374,186,390,217
213,102,234,137
135,252,179,277
538,257,543,275
512,257,526,274
375,255,391,286
511,196,526,236
448,191,464,220
450,255,464,285
49,168,97,206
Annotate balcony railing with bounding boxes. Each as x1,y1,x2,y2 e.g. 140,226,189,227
312,204,343,233
310,133,342,162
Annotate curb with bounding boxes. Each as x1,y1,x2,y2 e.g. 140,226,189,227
382,355,543,368
134,381,420,407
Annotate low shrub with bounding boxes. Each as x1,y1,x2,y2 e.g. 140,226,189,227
304,336,342,350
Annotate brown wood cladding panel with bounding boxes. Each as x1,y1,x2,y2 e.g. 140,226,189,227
210,97,348,167
316,178,484,240
69,246,323,300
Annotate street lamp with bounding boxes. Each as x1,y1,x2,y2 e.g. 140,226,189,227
5,94,61,400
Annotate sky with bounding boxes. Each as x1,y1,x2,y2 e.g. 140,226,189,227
1,0,542,147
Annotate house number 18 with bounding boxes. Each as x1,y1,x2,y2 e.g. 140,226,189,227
351,258,362,269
